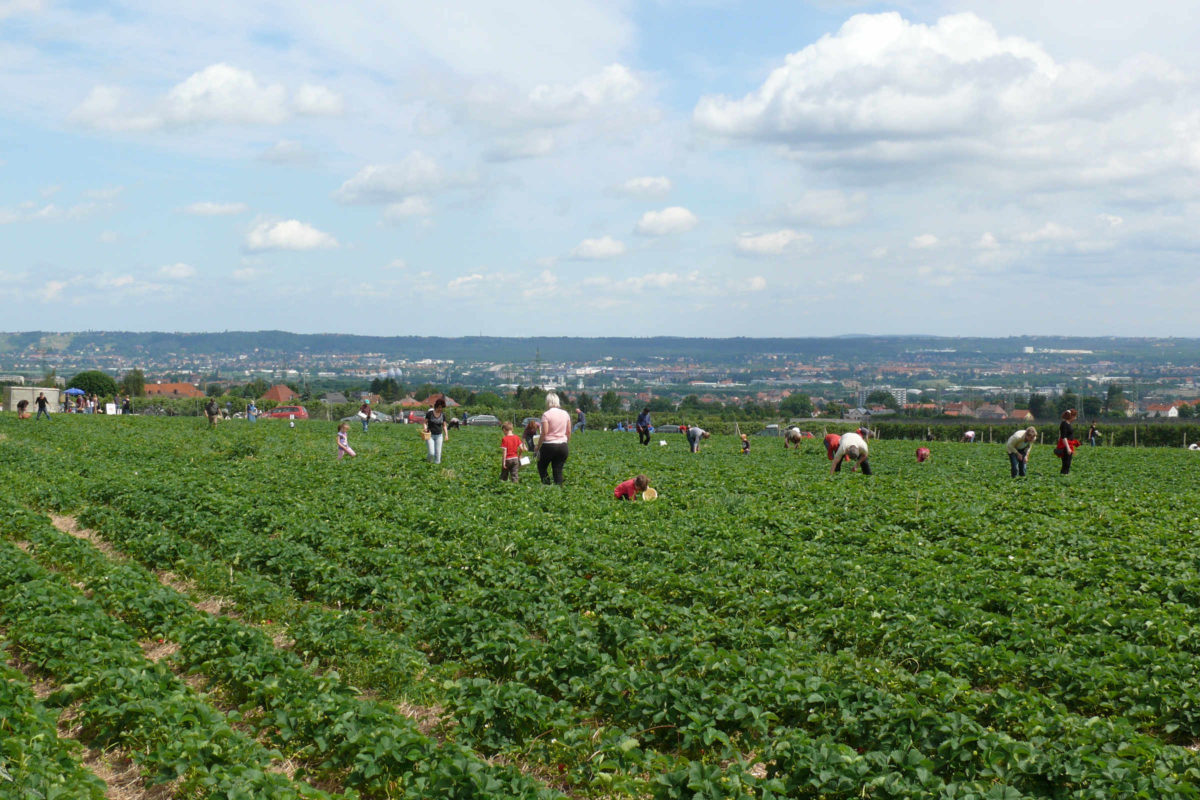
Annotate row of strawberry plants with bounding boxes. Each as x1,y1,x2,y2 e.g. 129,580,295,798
6,419,1200,796
0,539,338,799
0,647,108,800
45,454,1200,796
3,504,561,800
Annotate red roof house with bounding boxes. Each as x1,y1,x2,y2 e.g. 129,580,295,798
262,384,299,403
145,382,204,398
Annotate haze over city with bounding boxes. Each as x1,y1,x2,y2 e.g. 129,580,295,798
2,1,1199,336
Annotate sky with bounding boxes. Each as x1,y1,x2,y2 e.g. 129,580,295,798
2,0,1199,338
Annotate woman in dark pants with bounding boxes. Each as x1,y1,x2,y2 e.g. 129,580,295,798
536,392,572,485
1058,409,1078,475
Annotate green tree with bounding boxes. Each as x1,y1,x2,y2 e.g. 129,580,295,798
576,391,596,413
1028,393,1050,419
679,394,702,412
600,390,622,414
1055,390,1079,417
205,383,224,398
648,397,674,413
866,390,899,410
119,368,145,397
446,386,470,405
40,368,57,386
473,391,504,408
823,402,846,418
241,378,269,398
67,370,118,397
1080,395,1103,418
370,377,403,402
780,392,813,418
414,383,438,401
1105,384,1127,414
1177,402,1195,419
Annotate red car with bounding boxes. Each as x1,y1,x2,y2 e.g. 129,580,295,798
263,405,309,420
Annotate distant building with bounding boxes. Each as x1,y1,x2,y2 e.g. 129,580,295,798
145,382,203,399
322,392,348,404
262,384,298,403
975,403,1008,420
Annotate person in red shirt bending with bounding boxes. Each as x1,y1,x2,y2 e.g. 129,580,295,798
614,474,650,500
824,433,841,460
499,422,527,483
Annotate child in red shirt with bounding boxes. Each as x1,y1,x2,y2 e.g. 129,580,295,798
499,422,526,482
614,474,650,500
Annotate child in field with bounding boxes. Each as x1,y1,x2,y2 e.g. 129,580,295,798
741,433,750,454
614,474,650,500
916,446,931,463
500,421,526,482
336,422,356,459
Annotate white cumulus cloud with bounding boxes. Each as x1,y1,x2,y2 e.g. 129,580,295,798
383,197,432,221
911,234,940,249
635,206,697,236
484,132,556,162
1016,222,1076,243
334,152,445,204
736,229,812,256
294,84,345,116
244,219,338,251
618,176,671,198
158,262,196,280
785,190,867,227
570,235,626,260
71,64,344,131
185,201,248,216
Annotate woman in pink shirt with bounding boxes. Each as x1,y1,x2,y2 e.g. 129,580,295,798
536,392,572,485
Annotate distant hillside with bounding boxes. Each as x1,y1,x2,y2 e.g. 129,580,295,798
2,331,1200,364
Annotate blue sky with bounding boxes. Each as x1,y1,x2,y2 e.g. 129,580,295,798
2,0,1199,337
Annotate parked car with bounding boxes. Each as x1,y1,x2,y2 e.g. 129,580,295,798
263,405,309,420
466,414,501,426
340,411,392,424
401,410,427,424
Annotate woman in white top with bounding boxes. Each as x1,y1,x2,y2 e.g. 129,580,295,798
537,392,572,485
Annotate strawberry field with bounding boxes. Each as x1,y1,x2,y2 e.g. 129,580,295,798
3,415,1200,799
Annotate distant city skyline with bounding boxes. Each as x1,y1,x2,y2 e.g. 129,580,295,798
2,1,1199,337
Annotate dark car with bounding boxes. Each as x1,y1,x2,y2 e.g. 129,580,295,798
263,405,309,420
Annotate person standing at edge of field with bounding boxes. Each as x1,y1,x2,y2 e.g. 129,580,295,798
359,400,371,433
424,397,448,465
830,430,871,475
247,400,257,422
1005,426,1037,478
636,407,652,446
1057,408,1078,475
34,392,51,421
1088,421,1099,447
499,421,526,483
686,425,710,453
204,398,220,428
537,392,571,485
